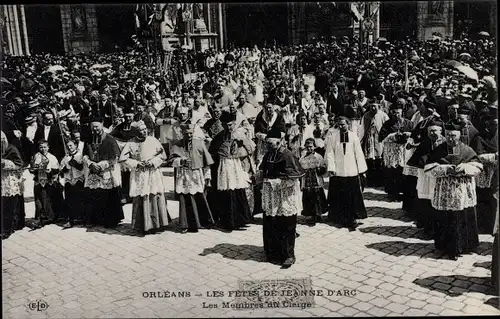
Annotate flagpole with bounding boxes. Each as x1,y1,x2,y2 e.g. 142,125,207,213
404,50,409,93
145,4,150,67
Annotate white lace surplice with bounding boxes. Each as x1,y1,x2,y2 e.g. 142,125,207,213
402,144,418,177
416,168,436,200
174,166,210,195
60,153,85,186
120,136,168,197
262,178,302,217
425,162,483,211
382,134,407,168
1,160,24,197
33,152,60,187
217,158,250,191
476,153,497,188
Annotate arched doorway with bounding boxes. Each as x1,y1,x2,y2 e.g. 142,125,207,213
225,3,289,47
25,5,65,54
95,5,135,52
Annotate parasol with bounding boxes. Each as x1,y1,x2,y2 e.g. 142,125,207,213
90,63,112,70
459,52,471,58
455,65,479,82
443,59,463,68
47,65,66,73
478,31,490,37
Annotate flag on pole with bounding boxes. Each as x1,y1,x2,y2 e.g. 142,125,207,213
135,4,141,29
350,2,364,21
370,2,380,18
135,14,140,29
404,52,409,93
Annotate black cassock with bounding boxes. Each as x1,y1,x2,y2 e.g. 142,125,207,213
260,147,304,264
83,134,124,228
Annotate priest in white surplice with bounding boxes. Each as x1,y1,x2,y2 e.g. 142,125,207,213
325,117,368,231
119,121,171,235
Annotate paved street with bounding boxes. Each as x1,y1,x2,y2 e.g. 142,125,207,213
3,168,500,318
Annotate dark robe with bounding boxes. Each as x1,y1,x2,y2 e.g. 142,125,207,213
403,116,443,213
260,147,304,264
425,142,481,258
471,130,498,234
407,136,446,233
208,130,253,230
253,111,286,215
326,93,343,116
168,138,215,232
254,111,286,136
1,145,25,237
83,133,124,228
459,123,480,146
204,118,224,139
60,157,86,224
379,117,414,197
110,122,138,203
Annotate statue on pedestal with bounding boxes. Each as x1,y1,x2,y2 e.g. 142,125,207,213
71,5,87,34
428,1,444,18
193,3,204,20
192,3,207,33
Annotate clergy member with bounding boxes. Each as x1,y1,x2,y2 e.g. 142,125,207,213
167,124,215,233
119,121,171,235
325,117,368,231
424,122,483,260
259,128,304,268
82,118,124,228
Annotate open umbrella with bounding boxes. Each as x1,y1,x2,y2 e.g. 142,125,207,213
47,65,66,73
459,52,471,58
478,31,490,37
90,63,112,70
456,65,479,82
377,37,387,42
444,60,463,68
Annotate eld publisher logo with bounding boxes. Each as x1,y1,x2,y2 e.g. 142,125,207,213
28,300,49,311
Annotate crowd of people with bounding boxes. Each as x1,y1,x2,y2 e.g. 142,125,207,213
1,34,498,275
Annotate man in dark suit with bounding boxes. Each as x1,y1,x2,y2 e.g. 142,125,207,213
326,84,343,116
134,104,155,135
34,111,65,161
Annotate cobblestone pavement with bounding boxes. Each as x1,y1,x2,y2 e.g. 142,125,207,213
3,168,499,318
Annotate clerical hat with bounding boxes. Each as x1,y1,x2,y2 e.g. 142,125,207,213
266,128,284,140
444,122,462,132
90,115,104,124
427,119,444,129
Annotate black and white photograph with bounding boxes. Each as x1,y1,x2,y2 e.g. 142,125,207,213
1,1,499,317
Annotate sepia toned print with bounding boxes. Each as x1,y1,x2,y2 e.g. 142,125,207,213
1,2,499,318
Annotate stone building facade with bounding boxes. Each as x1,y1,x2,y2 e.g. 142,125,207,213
1,2,497,56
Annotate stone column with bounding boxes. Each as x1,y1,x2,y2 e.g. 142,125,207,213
218,3,224,49
19,5,29,56
372,2,380,42
9,5,23,55
417,1,454,41
4,5,15,55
